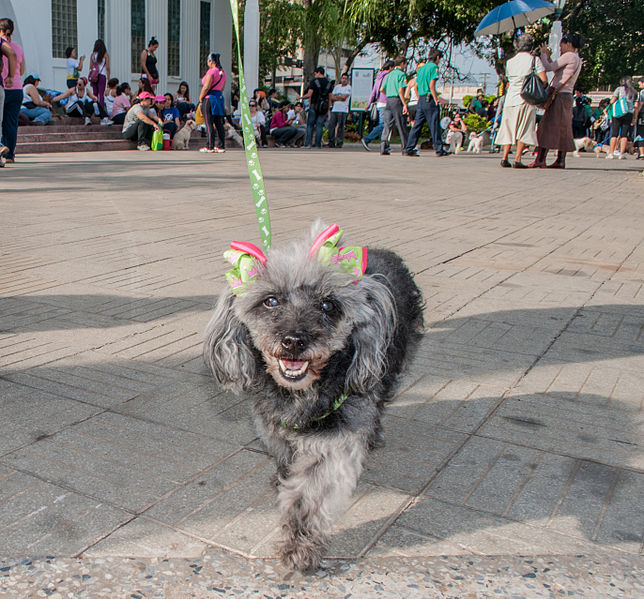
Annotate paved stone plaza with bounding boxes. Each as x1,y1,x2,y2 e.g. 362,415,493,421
1,148,643,597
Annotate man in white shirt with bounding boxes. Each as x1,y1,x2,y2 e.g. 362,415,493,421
327,73,351,148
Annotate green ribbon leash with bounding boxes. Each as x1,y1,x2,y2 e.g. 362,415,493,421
229,0,271,251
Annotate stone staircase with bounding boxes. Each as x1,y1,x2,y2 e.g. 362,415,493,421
16,117,209,154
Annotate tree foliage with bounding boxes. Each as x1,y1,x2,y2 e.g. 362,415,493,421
258,0,302,83
346,0,498,56
298,0,499,84
563,0,644,90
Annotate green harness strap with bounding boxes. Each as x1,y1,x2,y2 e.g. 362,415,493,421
281,390,351,431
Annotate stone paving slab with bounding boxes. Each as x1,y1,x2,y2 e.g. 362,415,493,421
0,149,642,595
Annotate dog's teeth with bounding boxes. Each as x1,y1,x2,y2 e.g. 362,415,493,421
278,359,309,378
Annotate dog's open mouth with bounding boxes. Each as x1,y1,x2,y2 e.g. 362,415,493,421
278,358,310,381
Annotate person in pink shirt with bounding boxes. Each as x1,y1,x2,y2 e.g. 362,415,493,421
0,18,24,163
111,82,132,125
269,100,298,146
198,52,227,153
529,32,584,169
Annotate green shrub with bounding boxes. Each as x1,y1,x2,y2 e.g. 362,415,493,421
464,113,491,133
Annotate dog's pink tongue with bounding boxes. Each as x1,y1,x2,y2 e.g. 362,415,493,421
282,359,306,370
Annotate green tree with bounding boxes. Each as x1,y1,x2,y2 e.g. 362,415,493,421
346,0,498,56
258,0,302,84
563,0,644,90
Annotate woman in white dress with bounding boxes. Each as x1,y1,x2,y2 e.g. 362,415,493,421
495,34,547,168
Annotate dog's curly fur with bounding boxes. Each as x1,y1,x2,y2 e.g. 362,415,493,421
203,223,424,571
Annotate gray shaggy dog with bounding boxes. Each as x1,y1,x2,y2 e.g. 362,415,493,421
203,223,423,571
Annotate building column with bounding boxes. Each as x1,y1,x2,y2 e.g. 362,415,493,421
181,0,200,94
147,0,169,91
243,0,259,93
212,0,232,106
77,1,98,66
106,0,131,85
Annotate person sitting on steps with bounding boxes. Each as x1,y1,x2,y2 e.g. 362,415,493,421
53,77,110,125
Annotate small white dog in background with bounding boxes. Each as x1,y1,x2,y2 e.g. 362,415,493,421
225,121,243,147
172,119,196,150
467,132,483,153
573,136,595,157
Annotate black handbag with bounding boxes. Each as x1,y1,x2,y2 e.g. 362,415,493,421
520,57,548,106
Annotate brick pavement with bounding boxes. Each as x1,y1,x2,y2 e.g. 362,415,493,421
0,149,642,594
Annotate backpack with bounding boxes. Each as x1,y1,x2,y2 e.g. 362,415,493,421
313,79,330,114
572,99,588,125
88,62,100,84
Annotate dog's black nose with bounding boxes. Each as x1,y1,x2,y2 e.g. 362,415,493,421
281,334,307,353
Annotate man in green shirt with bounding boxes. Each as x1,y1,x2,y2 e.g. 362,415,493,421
469,89,485,115
405,48,449,157
379,56,409,155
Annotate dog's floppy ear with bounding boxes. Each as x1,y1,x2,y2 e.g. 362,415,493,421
345,275,396,394
203,292,257,393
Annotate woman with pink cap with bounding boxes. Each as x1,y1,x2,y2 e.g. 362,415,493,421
120,91,163,151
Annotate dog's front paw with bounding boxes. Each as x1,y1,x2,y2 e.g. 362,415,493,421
367,426,386,450
279,534,325,572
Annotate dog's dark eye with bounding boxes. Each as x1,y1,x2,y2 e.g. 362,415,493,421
320,300,335,313
263,296,279,308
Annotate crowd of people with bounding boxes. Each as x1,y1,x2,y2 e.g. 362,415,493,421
2,15,643,164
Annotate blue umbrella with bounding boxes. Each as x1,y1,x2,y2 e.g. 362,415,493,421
475,0,555,37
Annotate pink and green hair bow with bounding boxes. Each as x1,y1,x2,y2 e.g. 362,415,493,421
224,225,367,296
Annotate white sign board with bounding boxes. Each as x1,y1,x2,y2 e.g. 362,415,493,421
350,68,374,112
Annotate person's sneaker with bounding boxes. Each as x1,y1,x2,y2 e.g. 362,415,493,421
137,144,150,151
84,117,92,126
617,153,626,160
100,117,113,126
360,138,371,152
500,159,512,168
213,147,226,153
199,147,215,153
405,150,419,157
605,153,614,160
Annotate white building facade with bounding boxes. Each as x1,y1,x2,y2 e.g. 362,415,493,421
0,0,232,100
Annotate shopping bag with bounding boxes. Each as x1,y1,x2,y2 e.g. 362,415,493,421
612,97,629,118
195,103,204,126
151,128,163,151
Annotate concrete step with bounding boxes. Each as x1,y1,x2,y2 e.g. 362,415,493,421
19,123,118,134
18,130,124,143
15,139,136,153
15,135,215,154
15,123,245,153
